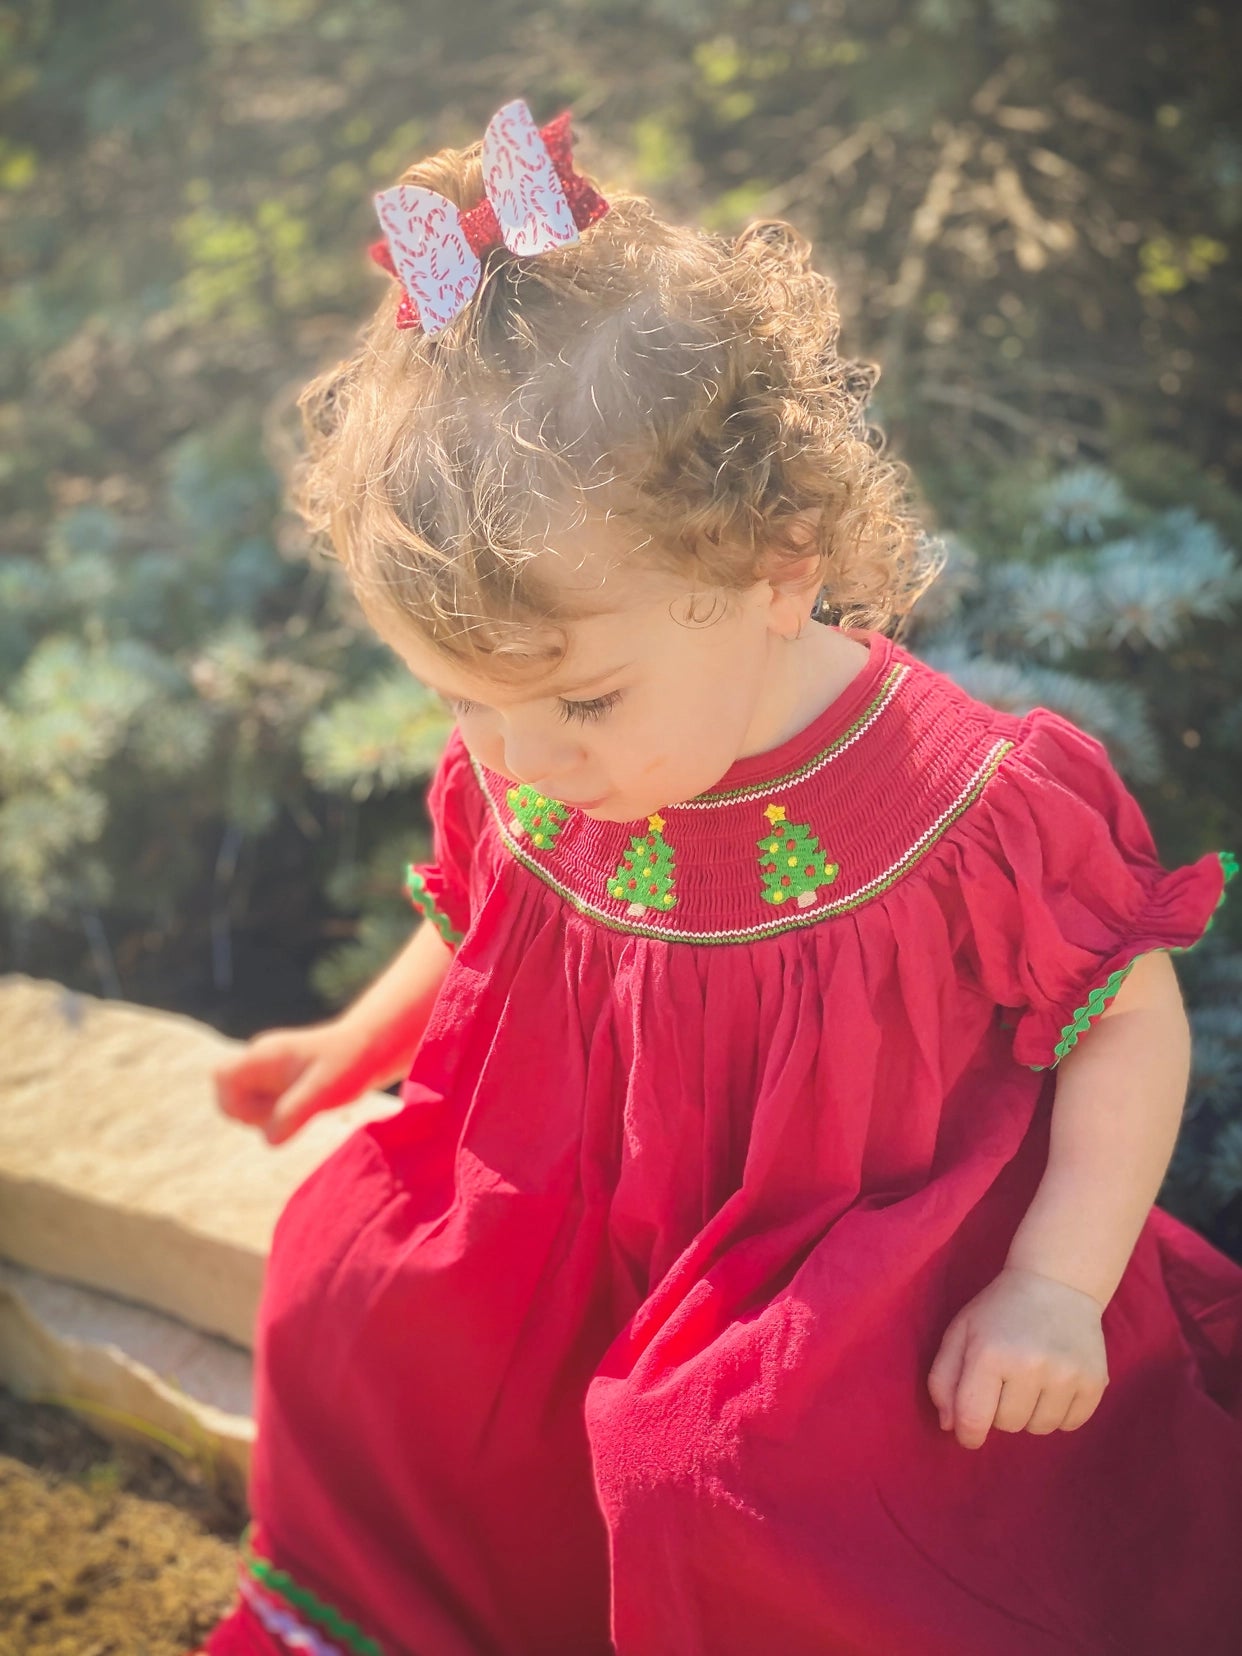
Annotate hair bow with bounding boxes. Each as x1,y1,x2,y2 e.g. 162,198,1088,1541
370,99,610,336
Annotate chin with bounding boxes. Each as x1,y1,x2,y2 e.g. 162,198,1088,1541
573,774,721,823
579,799,641,824
584,794,683,825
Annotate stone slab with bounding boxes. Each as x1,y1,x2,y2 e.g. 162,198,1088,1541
0,975,402,1348
0,1258,253,1506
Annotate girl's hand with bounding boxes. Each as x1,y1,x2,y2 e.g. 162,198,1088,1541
926,1266,1109,1451
212,1019,380,1147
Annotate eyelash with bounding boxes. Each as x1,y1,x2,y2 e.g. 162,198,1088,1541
558,691,623,724
447,690,623,725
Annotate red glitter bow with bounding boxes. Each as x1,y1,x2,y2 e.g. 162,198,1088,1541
369,107,610,332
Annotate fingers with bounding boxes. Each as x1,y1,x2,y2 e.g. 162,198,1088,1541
1022,1387,1071,1435
264,1064,345,1146
214,1075,273,1126
212,1064,264,1125
934,1357,1108,1449
949,1349,1005,1450
213,1062,326,1146
263,1088,318,1146
945,1354,1061,1448
926,1317,968,1429
978,1377,1105,1441
929,1271,1110,1451
1004,1379,1066,1435
212,1034,301,1128
211,1027,358,1146
1059,1384,1106,1433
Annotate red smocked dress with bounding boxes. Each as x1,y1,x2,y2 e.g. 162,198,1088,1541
202,626,1242,1656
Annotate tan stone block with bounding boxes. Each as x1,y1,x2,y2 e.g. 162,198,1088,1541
0,975,402,1347
0,1258,253,1506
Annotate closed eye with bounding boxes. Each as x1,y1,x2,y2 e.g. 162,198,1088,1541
558,690,623,724
436,690,624,724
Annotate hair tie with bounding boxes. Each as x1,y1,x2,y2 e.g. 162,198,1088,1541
369,99,610,336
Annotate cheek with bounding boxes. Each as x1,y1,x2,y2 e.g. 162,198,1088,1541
677,668,754,748
620,701,729,792
457,724,510,781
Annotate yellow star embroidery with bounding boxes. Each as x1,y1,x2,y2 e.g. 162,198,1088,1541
648,812,665,833
764,803,787,824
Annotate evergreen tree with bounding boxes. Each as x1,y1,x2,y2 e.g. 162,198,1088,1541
508,785,570,850
609,813,677,916
757,803,839,908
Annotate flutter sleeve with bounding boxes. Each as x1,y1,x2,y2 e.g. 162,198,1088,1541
951,707,1236,1072
402,727,483,949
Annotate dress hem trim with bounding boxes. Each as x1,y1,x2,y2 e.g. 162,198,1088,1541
239,1524,386,1656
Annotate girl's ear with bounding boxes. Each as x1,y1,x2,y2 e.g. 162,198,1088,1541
764,510,824,590
767,549,822,595
759,509,825,638
763,508,823,580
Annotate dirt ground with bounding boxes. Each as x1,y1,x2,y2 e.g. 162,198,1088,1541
0,1387,246,1655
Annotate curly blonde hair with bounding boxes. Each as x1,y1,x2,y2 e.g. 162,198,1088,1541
292,125,943,679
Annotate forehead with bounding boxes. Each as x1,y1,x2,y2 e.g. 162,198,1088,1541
379,503,689,700
530,494,666,593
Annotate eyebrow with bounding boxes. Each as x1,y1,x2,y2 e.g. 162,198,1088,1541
420,663,633,704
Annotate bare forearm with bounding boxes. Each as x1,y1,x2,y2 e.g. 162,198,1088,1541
335,920,455,1090
1006,989,1191,1307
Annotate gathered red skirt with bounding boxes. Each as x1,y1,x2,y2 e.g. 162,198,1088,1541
201,1017,1242,1654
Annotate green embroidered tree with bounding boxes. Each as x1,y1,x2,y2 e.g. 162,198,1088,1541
757,802,839,908
508,785,570,850
609,812,677,916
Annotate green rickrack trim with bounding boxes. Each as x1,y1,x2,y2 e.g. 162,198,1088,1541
1031,960,1139,1072
239,1524,385,1656
1029,848,1238,1073
404,863,465,947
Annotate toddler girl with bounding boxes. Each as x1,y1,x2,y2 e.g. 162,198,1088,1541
202,101,1242,1656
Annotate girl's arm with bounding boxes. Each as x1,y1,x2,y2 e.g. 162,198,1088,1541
928,950,1191,1448
1004,948,1191,1304
215,919,456,1146
334,918,457,1091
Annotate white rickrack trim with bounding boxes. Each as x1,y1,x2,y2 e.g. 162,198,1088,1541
238,1569,350,1656
666,662,911,812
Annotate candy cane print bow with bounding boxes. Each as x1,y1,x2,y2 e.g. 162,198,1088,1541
372,100,609,336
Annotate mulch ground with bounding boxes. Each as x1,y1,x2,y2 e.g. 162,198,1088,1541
0,1387,246,1655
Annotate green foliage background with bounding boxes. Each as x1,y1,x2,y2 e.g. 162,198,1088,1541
3,0,1241,1251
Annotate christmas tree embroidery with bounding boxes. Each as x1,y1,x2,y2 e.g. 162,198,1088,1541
608,812,677,917
507,785,570,851
757,801,839,908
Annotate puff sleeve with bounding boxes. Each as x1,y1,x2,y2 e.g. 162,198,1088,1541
951,707,1236,1072
402,727,483,950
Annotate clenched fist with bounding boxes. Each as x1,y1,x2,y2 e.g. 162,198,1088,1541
927,1266,1109,1450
